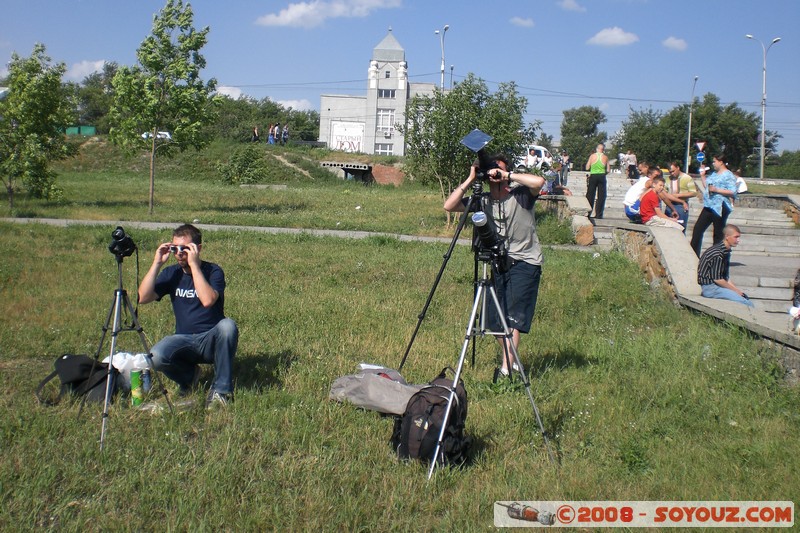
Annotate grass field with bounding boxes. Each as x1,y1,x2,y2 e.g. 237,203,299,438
0,142,798,530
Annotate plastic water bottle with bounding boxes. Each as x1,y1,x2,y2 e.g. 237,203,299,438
141,368,152,393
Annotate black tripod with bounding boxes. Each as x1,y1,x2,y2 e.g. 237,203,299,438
83,252,173,450
397,179,555,478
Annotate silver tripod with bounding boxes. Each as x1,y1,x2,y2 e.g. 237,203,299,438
85,258,173,450
427,260,555,479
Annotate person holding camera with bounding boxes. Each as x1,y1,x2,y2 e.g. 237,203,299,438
444,155,545,380
138,224,239,408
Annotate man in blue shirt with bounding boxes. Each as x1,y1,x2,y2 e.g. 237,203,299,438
139,224,239,408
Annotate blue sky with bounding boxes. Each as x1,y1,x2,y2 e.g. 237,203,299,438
2,0,799,151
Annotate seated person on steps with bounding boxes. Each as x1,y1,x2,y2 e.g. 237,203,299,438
639,170,685,231
696,224,754,307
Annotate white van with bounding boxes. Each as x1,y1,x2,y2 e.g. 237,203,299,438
515,145,554,171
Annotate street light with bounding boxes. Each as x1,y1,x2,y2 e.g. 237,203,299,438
449,64,454,89
745,34,781,181
434,24,449,90
684,75,699,174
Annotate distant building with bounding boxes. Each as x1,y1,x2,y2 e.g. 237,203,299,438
318,29,436,156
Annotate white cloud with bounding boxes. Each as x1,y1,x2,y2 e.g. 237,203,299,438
662,36,688,51
587,27,639,47
510,17,534,28
256,0,402,29
65,59,105,81
558,0,586,12
277,98,315,111
217,85,243,99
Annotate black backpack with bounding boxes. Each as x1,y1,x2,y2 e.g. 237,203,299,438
391,367,471,466
36,354,117,406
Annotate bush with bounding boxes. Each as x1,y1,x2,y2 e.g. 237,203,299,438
217,144,270,184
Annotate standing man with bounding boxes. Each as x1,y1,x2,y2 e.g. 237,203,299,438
697,224,754,307
139,224,239,408
626,149,639,183
559,150,570,186
444,156,545,381
585,143,610,219
666,161,697,229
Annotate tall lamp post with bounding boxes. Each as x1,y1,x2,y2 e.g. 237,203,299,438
435,24,449,90
746,34,781,181
684,75,699,174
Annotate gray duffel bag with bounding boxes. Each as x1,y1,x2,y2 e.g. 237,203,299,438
329,365,422,415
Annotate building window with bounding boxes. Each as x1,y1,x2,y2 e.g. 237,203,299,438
378,89,396,99
385,71,390,79
375,143,393,155
376,108,395,133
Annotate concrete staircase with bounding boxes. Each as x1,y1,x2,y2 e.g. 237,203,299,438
564,171,800,315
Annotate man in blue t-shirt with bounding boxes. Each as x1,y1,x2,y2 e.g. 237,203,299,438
139,224,238,408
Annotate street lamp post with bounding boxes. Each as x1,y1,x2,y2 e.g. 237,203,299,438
746,34,781,181
435,24,449,90
684,75,699,174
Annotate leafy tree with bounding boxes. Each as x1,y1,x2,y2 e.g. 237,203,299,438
616,107,666,166
534,132,554,152
399,73,537,211
73,62,118,133
211,95,320,143
0,43,75,208
620,94,765,173
108,0,218,214
560,106,607,169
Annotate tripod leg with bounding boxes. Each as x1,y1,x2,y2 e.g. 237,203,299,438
427,282,486,480
485,284,557,465
100,289,124,451
78,294,118,419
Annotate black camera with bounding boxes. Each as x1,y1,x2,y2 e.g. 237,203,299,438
472,211,508,273
108,226,136,258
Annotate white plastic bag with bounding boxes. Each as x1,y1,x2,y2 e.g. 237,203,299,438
101,352,149,390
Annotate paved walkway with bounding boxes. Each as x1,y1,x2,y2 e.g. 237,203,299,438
5,194,800,376
560,171,800,372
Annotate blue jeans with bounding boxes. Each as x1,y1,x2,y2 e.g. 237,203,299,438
701,284,755,307
150,318,239,394
665,204,689,233
559,167,569,187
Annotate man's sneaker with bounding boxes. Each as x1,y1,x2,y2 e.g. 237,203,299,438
205,389,232,410
177,365,203,397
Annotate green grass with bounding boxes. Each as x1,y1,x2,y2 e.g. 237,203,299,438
0,222,798,530
0,142,798,529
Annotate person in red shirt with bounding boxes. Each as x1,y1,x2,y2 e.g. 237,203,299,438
640,170,685,231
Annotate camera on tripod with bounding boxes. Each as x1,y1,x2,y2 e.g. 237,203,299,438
108,226,136,259
472,212,508,273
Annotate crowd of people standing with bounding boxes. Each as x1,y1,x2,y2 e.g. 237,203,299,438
252,123,289,145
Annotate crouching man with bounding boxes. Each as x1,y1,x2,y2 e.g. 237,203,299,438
138,224,238,408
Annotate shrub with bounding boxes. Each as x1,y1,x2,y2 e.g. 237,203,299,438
217,144,270,184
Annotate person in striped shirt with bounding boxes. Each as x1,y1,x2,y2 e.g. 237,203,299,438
696,224,754,307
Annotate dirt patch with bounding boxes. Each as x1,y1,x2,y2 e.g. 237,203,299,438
372,164,405,186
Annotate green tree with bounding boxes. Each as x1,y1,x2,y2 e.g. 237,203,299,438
399,73,537,213
73,62,118,133
108,0,218,214
616,107,665,166
560,106,607,169
0,43,75,209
